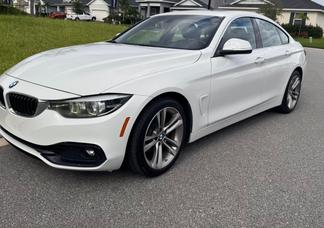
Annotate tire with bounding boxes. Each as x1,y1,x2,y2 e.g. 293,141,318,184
75,17,79,21
127,98,187,177
91,17,96,21
277,70,302,114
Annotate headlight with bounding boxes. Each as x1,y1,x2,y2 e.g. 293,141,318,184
48,94,132,118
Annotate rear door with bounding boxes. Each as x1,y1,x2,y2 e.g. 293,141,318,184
254,18,293,100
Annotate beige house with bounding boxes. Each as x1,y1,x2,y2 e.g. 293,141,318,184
171,0,222,11
219,0,324,30
137,0,177,18
12,0,139,21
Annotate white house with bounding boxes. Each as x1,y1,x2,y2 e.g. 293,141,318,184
13,0,114,21
136,0,324,30
10,0,324,28
219,0,324,29
87,0,110,21
171,0,225,11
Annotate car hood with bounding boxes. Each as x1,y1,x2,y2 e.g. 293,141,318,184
6,42,201,96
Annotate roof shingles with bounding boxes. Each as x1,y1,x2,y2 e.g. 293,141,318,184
224,0,324,10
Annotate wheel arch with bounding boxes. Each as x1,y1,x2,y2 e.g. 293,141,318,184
132,91,193,144
294,66,303,81
279,66,304,105
123,91,193,168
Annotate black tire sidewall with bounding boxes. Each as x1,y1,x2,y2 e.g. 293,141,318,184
128,98,187,177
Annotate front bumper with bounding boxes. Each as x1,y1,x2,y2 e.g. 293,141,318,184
0,75,149,171
1,126,107,167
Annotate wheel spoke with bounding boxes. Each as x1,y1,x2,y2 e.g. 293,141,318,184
163,141,177,156
157,143,163,169
144,140,156,152
164,136,179,148
287,94,293,109
163,113,180,131
157,108,167,130
161,108,167,129
145,134,157,142
151,142,163,168
166,119,183,135
291,91,299,100
292,78,300,90
151,143,159,168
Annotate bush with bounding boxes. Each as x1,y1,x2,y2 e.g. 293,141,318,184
0,4,28,15
282,24,323,38
103,13,141,25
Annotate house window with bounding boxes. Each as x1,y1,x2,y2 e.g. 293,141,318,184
291,12,307,26
150,6,160,15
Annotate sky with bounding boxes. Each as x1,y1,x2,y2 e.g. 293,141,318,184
313,0,324,5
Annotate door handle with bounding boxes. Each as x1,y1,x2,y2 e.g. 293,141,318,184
254,57,265,64
285,50,291,56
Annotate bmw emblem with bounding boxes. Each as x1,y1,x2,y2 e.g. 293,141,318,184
9,81,18,89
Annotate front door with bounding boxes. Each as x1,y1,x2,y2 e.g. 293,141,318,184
209,17,267,124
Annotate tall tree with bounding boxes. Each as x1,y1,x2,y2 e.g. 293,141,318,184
118,0,129,21
72,0,84,14
298,13,309,36
258,0,282,21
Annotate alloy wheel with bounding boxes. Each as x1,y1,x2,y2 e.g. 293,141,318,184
287,75,301,110
143,107,184,169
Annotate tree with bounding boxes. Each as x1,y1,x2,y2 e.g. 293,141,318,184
72,0,84,14
258,0,282,21
36,1,42,15
116,0,140,23
118,0,129,21
298,13,309,37
44,1,50,14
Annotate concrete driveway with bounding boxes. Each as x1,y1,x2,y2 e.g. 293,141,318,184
0,48,323,227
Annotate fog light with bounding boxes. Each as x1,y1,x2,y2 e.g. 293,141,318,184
86,149,95,157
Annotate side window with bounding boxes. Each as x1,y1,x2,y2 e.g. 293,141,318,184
256,19,282,47
221,17,257,49
276,28,289,44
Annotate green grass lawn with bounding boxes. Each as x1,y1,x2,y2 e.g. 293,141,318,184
296,37,324,49
0,15,126,74
1,15,323,75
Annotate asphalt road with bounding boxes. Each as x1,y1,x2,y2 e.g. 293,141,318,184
1,48,324,228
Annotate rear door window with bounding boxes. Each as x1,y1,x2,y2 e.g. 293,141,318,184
256,19,283,47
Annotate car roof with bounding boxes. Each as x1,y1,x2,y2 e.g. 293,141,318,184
152,10,267,20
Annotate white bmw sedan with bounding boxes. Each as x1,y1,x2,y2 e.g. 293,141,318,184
0,11,306,176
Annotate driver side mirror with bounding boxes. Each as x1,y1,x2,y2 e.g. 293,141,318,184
219,38,253,56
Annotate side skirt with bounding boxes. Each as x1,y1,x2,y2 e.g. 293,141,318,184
189,96,281,143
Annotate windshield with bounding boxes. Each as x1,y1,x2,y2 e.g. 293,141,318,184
113,15,223,50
